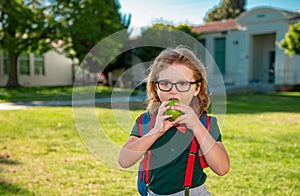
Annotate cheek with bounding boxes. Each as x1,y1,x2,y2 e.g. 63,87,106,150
179,92,194,105
157,90,169,102
180,86,199,105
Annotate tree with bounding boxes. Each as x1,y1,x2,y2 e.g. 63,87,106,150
0,0,60,87
52,0,131,84
0,0,130,87
52,0,130,64
204,0,246,22
135,23,200,62
280,22,300,57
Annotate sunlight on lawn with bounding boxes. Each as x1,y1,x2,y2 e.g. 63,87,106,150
0,92,299,195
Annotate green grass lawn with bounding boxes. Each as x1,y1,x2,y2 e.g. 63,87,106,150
0,91,299,195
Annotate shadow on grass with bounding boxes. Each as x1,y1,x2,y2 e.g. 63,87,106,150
224,92,300,114
0,86,74,103
0,155,32,195
0,154,20,165
0,180,33,196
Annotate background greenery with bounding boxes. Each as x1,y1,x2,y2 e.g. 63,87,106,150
0,87,299,195
1,0,129,87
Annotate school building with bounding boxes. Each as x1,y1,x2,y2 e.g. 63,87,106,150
192,7,300,91
0,50,99,87
0,50,74,87
0,7,299,91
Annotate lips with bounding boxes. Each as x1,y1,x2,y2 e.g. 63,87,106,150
168,98,179,101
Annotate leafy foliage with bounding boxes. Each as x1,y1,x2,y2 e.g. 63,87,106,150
0,0,61,86
52,0,129,63
280,22,300,57
0,0,130,86
134,23,200,62
204,0,246,22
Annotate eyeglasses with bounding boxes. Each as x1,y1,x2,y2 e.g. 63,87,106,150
156,80,201,92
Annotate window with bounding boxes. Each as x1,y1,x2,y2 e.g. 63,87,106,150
199,39,206,47
1,51,46,76
34,53,45,75
19,52,30,75
214,38,226,74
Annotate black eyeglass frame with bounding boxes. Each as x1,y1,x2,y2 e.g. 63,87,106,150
155,80,201,92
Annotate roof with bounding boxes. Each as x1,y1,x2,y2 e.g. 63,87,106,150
236,7,300,25
192,19,240,34
280,9,300,22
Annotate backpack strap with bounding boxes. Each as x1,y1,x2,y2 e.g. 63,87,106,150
138,112,211,195
183,113,211,195
138,112,155,189
199,114,211,168
138,112,155,136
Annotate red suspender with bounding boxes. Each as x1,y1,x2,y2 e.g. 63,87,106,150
138,113,144,136
138,113,155,185
184,115,211,192
183,137,198,189
144,152,151,184
206,114,211,131
149,116,155,131
138,113,211,191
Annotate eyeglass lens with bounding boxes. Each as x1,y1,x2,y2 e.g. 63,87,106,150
157,81,192,92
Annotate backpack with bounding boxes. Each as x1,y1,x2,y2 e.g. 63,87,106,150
137,112,211,196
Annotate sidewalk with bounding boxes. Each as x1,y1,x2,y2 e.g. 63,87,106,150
0,93,147,110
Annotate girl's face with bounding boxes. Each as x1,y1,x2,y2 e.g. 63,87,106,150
156,63,200,105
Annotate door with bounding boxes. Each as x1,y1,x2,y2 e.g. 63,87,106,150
268,51,275,83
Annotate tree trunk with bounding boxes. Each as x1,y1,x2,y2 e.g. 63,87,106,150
6,53,20,87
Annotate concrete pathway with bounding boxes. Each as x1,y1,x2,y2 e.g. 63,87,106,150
0,93,147,110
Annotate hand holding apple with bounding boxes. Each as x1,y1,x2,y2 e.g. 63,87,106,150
165,99,182,121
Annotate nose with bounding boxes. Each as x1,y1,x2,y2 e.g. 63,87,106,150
169,84,178,93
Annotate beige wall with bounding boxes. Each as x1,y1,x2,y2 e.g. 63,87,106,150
0,50,73,87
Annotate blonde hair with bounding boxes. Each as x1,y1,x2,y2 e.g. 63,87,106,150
146,45,210,117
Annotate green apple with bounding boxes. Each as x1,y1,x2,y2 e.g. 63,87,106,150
165,99,181,121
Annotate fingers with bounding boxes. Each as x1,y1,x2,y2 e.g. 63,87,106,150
171,102,186,110
157,101,170,115
171,103,198,126
172,114,185,125
156,101,173,123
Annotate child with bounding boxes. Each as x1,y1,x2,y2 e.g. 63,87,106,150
118,45,230,196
